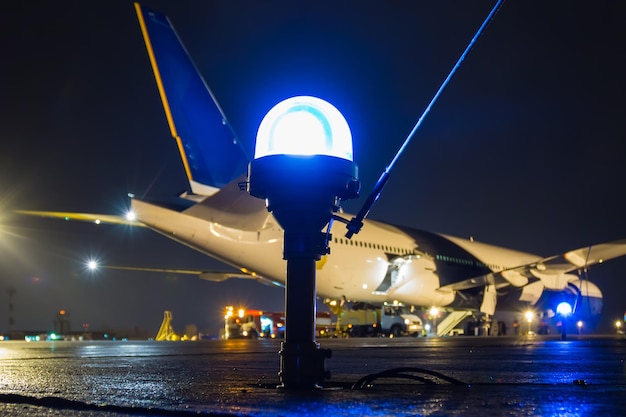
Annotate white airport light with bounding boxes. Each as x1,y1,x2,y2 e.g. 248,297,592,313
125,210,137,222
524,311,534,323
524,311,535,335
254,96,353,161
87,259,98,271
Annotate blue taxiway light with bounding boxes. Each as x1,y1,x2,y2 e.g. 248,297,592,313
556,301,573,316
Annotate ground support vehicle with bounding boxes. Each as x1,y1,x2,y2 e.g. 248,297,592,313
224,307,285,339
337,302,423,337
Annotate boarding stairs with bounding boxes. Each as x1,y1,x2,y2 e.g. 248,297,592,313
436,310,473,336
155,310,179,341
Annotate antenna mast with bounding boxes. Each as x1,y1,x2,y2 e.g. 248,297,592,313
345,0,505,238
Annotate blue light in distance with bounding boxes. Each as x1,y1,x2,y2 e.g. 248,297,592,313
255,96,353,161
556,302,573,316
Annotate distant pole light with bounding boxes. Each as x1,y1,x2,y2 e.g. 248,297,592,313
524,311,534,335
87,260,98,271
524,311,534,323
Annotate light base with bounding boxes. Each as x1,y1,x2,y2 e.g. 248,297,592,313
278,341,331,389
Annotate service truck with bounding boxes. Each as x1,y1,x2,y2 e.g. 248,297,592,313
338,302,423,337
223,306,285,339
223,306,333,339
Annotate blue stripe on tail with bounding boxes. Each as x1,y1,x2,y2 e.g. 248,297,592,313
135,3,249,191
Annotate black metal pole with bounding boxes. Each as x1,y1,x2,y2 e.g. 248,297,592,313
279,236,331,389
285,257,316,343
247,154,357,389
345,0,505,238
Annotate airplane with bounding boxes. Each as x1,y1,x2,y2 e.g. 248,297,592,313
18,3,626,333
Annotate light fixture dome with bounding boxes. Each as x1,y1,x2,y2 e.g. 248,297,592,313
255,96,353,161
556,302,573,316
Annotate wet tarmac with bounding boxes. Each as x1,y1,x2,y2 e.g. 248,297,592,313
0,335,625,416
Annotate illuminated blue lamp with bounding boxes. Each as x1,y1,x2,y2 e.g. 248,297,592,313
556,302,573,316
248,96,359,236
255,96,353,161
246,96,359,389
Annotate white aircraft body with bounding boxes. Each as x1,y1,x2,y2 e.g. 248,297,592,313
21,3,626,329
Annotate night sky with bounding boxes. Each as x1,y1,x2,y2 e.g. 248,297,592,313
1,1,625,336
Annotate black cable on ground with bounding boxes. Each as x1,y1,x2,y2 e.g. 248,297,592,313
0,393,239,417
351,367,467,390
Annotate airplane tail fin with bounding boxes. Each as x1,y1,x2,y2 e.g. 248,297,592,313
134,3,249,197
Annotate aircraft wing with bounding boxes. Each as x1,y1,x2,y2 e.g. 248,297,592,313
440,238,626,292
104,265,284,288
540,239,626,270
438,272,513,292
15,210,283,287
14,210,146,226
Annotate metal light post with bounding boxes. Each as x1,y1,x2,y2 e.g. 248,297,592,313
247,96,359,388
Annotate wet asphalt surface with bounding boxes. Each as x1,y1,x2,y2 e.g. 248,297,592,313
0,335,625,416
